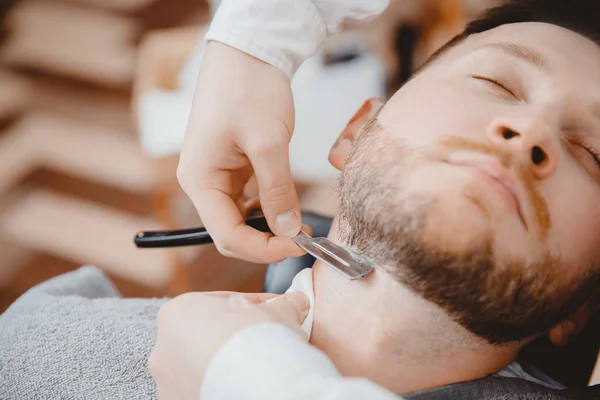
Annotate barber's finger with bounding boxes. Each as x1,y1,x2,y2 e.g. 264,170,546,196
245,134,301,238
193,187,305,263
261,292,310,326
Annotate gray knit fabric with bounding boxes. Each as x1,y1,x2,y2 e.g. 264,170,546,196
1,265,596,400
0,266,166,400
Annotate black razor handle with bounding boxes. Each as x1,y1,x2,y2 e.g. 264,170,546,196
134,215,271,248
134,210,326,249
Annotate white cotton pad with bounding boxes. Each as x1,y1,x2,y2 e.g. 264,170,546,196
284,268,315,338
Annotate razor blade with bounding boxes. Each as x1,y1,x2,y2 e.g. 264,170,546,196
293,230,373,280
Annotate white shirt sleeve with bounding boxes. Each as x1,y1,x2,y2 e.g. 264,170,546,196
200,323,401,400
204,0,389,78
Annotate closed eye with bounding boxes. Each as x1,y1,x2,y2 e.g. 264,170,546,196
471,75,519,100
576,143,600,169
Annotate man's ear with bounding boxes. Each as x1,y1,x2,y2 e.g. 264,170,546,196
548,288,600,347
328,97,383,171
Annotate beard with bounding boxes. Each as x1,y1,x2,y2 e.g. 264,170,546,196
336,122,599,344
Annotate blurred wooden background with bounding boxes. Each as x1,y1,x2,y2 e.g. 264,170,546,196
0,0,236,311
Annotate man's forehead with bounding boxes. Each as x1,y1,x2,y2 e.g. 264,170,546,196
451,21,600,79
378,21,600,130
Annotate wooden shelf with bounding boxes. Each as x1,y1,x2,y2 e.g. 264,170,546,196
59,0,159,13
0,70,31,121
0,240,34,289
1,0,140,87
0,112,155,196
0,189,173,288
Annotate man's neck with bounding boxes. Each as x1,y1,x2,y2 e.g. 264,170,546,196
309,260,521,395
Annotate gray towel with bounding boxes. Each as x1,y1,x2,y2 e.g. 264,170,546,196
0,265,572,400
0,266,166,400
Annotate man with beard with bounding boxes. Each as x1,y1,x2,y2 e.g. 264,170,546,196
2,0,600,399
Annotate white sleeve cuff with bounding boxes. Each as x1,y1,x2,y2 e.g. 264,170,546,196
312,0,390,35
199,323,400,400
204,0,327,78
200,323,340,400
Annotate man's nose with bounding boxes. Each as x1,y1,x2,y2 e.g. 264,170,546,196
485,116,559,179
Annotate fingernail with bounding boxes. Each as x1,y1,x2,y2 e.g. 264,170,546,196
283,292,310,312
275,210,300,237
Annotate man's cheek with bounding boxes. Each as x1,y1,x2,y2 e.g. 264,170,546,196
540,171,600,277
385,80,483,140
401,163,492,252
544,222,599,281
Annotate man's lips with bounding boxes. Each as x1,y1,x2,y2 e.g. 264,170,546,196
446,158,527,228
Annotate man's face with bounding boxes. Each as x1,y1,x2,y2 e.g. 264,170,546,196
338,22,600,343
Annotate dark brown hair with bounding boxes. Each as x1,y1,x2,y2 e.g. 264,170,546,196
417,0,600,73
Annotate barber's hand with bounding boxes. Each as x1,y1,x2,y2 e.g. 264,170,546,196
178,41,305,263
149,291,309,400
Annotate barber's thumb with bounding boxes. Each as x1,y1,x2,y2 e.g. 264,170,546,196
251,144,301,237
264,292,309,325
273,208,301,237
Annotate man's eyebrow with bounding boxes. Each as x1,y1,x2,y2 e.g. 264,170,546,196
480,42,548,70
